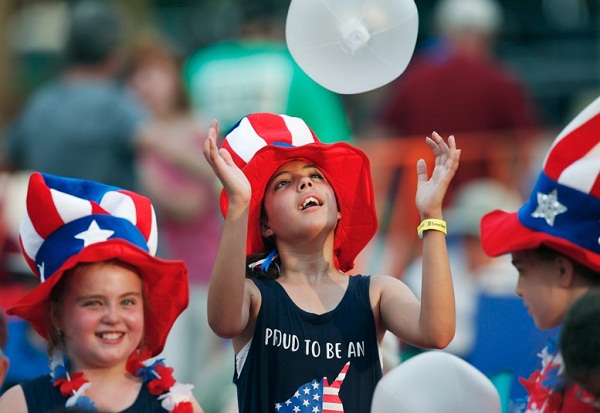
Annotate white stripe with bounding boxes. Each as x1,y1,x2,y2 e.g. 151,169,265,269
147,207,158,255
323,387,342,395
51,188,92,224
19,213,44,262
559,143,600,193
281,114,317,146
227,117,267,163
101,191,136,225
322,402,344,411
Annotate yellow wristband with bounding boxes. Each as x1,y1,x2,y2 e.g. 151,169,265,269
417,219,447,239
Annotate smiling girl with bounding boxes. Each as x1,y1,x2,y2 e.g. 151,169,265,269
0,173,203,412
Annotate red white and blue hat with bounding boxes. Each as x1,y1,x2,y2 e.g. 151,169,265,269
220,112,378,272
481,96,600,272
8,172,189,356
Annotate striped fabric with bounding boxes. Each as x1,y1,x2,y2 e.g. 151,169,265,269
20,172,158,281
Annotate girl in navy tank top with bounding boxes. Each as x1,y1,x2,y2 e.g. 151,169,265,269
204,112,461,412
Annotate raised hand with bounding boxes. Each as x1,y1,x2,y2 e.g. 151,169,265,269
415,132,461,219
203,119,251,208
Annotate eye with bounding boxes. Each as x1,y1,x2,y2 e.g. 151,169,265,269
121,298,138,306
310,172,324,180
274,179,290,190
83,300,102,307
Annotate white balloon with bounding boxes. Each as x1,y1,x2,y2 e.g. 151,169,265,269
285,0,419,94
371,351,501,413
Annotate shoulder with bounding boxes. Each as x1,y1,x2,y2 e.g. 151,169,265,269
368,274,417,304
0,384,27,413
369,274,404,289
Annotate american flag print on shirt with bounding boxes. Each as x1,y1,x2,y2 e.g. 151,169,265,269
275,362,350,413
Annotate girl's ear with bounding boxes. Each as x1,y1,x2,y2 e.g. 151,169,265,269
261,222,274,238
556,256,575,288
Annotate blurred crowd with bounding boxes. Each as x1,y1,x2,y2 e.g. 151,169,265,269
0,0,598,413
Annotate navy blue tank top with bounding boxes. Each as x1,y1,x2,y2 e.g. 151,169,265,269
234,274,382,413
21,374,166,412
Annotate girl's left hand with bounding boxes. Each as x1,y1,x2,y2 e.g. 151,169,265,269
415,132,461,219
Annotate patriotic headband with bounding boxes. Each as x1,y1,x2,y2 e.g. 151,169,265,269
219,113,378,272
481,96,600,272
8,172,189,356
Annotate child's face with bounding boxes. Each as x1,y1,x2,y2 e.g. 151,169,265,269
262,160,339,244
58,261,144,371
511,250,568,329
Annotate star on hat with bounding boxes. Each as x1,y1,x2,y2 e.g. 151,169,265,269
531,189,567,227
75,220,115,246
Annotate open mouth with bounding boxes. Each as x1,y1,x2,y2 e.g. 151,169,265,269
300,196,322,210
97,332,124,340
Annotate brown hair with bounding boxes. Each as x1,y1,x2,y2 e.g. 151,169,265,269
127,31,190,113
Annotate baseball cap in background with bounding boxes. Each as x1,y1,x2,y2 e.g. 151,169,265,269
433,0,504,34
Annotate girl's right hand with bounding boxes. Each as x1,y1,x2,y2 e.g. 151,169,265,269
203,119,251,208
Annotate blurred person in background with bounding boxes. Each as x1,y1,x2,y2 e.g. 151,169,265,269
369,0,540,196
1,0,206,193
1,0,145,191
127,31,233,413
183,0,353,143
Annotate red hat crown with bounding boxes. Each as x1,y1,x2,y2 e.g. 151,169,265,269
219,113,378,272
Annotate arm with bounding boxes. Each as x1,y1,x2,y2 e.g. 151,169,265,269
379,132,460,348
137,120,215,182
0,385,28,413
203,120,254,339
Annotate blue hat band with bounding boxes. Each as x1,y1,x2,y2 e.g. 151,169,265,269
36,214,149,281
518,173,600,254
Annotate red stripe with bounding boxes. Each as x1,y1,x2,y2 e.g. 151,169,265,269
90,203,107,215
545,113,600,180
591,174,600,198
248,113,292,144
27,173,64,238
322,362,349,412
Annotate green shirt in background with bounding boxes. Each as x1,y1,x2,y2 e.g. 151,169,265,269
184,40,353,143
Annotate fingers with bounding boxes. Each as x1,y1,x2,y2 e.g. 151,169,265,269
204,119,221,161
416,158,427,183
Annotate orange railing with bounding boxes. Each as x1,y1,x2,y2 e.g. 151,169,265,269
353,130,543,277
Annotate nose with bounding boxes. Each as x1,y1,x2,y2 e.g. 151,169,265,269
298,177,313,191
515,278,523,298
102,303,120,324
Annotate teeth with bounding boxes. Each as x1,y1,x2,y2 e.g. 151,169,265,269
100,333,122,340
301,197,319,210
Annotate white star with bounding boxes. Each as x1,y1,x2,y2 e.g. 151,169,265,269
303,387,311,395
312,382,320,389
294,391,300,398
531,189,567,226
293,407,300,413
275,403,281,410
285,400,292,406
74,220,115,247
